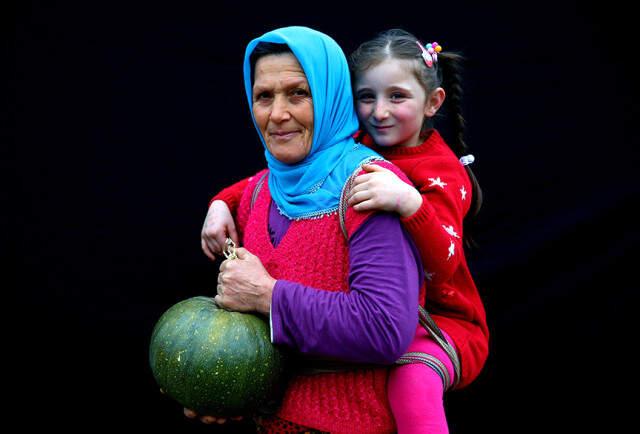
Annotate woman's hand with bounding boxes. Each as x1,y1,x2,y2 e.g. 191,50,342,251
347,164,422,217
201,200,238,261
183,407,243,425
159,389,245,425
215,247,276,315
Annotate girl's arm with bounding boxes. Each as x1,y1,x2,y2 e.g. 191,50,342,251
201,173,261,259
400,158,471,284
348,160,470,285
208,176,251,215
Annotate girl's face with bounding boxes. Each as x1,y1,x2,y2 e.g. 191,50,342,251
355,58,430,147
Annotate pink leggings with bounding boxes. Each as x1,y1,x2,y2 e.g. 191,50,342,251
388,324,457,434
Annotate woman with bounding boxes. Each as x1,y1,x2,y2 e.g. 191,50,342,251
198,26,424,433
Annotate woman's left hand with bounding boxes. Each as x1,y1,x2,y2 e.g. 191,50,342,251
215,247,276,315
347,164,422,217
183,407,244,425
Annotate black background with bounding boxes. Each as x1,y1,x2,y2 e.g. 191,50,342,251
11,0,638,432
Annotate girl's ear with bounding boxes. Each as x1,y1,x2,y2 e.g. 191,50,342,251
424,87,446,118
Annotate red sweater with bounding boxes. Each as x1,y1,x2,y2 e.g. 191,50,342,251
211,130,489,388
236,169,397,434
368,130,489,389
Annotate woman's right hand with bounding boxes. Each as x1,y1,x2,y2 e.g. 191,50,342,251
201,200,239,261
183,407,243,425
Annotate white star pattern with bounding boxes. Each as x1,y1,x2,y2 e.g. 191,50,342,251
425,270,435,281
443,225,460,238
428,177,447,189
447,240,455,260
460,186,467,201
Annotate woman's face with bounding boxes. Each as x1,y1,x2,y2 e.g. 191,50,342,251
252,53,314,164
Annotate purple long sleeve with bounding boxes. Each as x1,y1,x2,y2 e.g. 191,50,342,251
268,203,422,365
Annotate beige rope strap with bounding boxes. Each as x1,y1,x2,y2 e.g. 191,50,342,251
396,351,452,390
336,160,462,388
251,172,268,211
337,156,385,239
417,306,461,388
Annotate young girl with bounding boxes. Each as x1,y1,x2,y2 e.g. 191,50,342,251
201,29,488,434
346,29,489,434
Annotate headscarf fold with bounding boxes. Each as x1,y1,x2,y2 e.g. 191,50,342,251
243,26,381,219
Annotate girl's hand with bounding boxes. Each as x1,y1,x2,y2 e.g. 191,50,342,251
201,200,238,261
347,164,422,217
215,247,276,316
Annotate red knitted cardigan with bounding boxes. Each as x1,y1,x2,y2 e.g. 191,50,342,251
216,131,489,389
235,164,406,434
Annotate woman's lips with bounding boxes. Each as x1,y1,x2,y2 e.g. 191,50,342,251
270,130,300,141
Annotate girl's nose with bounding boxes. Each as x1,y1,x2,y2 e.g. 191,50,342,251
373,101,389,121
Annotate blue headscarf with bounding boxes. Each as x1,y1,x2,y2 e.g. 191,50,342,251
243,26,381,219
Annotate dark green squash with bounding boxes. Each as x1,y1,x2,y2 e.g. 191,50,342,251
149,296,285,416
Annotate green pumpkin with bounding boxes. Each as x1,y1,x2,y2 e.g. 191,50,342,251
149,296,285,416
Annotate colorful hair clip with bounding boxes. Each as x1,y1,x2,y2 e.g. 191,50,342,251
416,41,443,68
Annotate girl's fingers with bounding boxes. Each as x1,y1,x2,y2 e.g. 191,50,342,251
202,239,217,261
348,190,372,206
362,163,390,173
215,232,230,251
204,233,221,252
351,173,372,185
228,225,239,246
348,182,365,196
352,199,376,212
348,181,374,199
184,408,197,419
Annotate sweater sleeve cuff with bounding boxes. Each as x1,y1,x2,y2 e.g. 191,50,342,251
401,194,436,234
269,280,288,345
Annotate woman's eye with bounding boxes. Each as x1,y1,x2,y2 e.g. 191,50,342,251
255,92,272,101
291,88,309,97
254,92,271,104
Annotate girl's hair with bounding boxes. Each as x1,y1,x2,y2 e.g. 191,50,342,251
249,42,293,83
350,29,483,246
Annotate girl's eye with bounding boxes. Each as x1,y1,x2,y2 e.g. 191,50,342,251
390,92,407,101
357,92,375,102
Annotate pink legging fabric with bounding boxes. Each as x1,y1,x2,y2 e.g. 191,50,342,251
388,324,457,434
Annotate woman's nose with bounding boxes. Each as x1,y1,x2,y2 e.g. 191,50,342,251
270,95,291,122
